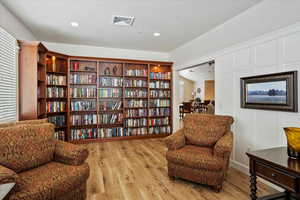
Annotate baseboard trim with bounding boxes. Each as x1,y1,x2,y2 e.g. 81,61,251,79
230,160,284,192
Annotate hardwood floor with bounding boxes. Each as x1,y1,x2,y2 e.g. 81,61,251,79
84,138,277,200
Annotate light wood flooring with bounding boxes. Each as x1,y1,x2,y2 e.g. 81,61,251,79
84,138,277,200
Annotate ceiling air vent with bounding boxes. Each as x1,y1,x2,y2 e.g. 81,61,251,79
112,15,135,26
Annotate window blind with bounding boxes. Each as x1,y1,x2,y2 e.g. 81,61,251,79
0,27,17,122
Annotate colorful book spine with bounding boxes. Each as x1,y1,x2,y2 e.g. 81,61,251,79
71,100,96,111
46,74,66,85
149,117,169,126
47,101,66,113
125,89,147,98
126,109,147,117
71,128,97,140
125,69,147,76
98,101,122,111
47,87,65,98
149,81,170,89
125,118,147,127
99,77,123,87
98,113,123,124
150,72,171,80
71,114,97,125
70,87,97,98
149,126,171,134
48,115,65,127
98,88,122,98
124,79,147,87
70,74,96,84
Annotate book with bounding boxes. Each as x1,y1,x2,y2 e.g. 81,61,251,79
150,90,171,98
124,79,147,87
125,118,147,127
126,109,147,117
48,115,65,127
149,126,171,134
150,72,171,80
71,114,97,125
125,69,147,76
98,88,122,98
70,87,97,98
99,77,123,87
98,127,124,138
71,128,97,140
125,89,147,98
149,99,170,107
47,101,66,113
124,127,147,136
70,73,96,84
98,113,123,124
148,117,169,126
98,101,122,111
71,100,96,111
149,108,170,117
54,131,65,141
47,74,66,85
149,81,170,89
125,99,147,108
47,87,65,98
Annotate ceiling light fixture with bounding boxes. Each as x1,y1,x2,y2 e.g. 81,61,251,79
153,32,160,37
70,22,79,27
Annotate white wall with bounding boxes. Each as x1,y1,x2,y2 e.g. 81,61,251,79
170,0,300,68
0,3,36,40
44,42,170,61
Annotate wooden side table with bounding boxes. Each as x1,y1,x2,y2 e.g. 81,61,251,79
247,147,300,200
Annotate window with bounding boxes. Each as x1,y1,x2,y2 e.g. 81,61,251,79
0,27,17,122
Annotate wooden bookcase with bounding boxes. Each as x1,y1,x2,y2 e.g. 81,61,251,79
19,41,173,143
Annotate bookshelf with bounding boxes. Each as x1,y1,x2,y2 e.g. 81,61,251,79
18,41,173,143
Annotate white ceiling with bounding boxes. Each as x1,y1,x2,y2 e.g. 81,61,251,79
1,0,262,52
179,63,214,81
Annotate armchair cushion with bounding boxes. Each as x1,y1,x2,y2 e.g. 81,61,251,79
165,129,185,150
166,145,223,171
0,165,17,185
0,119,48,128
214,131,233,158
54,141,89,166
0,123,56,173
9,162,89,200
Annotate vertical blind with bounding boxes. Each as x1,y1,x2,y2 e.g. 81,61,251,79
0,27,17,122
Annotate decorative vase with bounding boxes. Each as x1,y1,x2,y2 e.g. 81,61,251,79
284,127,300,159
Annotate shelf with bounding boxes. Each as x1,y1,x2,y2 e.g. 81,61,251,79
124,76,148,78
71,124,98,129
98,86,123,88
98,97,123,99
71,133,171,144
149,88,171,90
150,79,171,81
47,112,66,115
70,83,97,86
99,123,124,127
71,110,97,114
125,97,148,99
99,75,123,77
70,70,97,73
149,125,170,127
47,84,67,87
150,97,171,99
125,126,147,128
47,71,67,75
55,126,67,129
124,107,147,109
38,62,45,67
149,106,171,108
124,87,148,89
46,97,67,100
125,116,148,119
98,110,123,113
149,115,170,118
70,97,97,99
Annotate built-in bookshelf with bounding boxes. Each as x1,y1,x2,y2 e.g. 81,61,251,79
19,41,172,143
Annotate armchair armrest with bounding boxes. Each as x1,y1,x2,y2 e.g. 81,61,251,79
165,129,185,150
0,165,17,185
54,140,89,166
214,131,233,159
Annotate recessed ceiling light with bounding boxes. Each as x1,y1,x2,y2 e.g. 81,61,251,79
70,22,79,27
153,32,160,37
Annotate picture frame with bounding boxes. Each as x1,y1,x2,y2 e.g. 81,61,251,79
240,71,298,112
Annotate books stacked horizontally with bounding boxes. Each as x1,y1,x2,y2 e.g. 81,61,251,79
149,108,170,116
98,113,123,124
124,79,147,87
124,127,147,136
150,72,171,80
149,81,170,89
47,101,66,113
149,99,170,107
98,127,124,138
47,87,65,98
48,115,65,127
98,101,122,111
150,90,171,98
71,100,96,111
70,74,96,84
125,118,147,127
149,117,169,126
71,114,97,125
98,88,122,98
47,74,66,85
70,87,97,98
149,126,171,134
99,77,123,87
71,128,97,140
126,109,147,117
125,69,147,76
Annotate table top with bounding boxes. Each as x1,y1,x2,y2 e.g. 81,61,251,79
247,147,300,175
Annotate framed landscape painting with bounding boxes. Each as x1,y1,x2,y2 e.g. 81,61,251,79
240,71,298,112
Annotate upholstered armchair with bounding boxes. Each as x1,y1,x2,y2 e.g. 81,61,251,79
0,119,90,200
165,114,234,192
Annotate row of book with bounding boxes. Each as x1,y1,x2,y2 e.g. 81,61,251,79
125,89,147,98
71,100,96,111
149,81,170,89
149,99,170,107
125,69,147,76
124,79,147,87
125,109,147,117
47,87,65,98
149,117,169,126
98,101,122,111
149,126,171,134
54,131,65,141
124,127,147,136
99,77,122,87
48,115,65,127
71,128,97,140
149,108,170,116
124,99,147,108
47,75,66,85
150,72,171,80
98,88,122,98
47,101,66,113
98,113,123,124
71,114,97,126
70,74,96,84
150,90,171,98
98,127,124,138
125,118,147,127
70,87,97,98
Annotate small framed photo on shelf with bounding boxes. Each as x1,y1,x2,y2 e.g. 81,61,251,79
240,71,298,112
